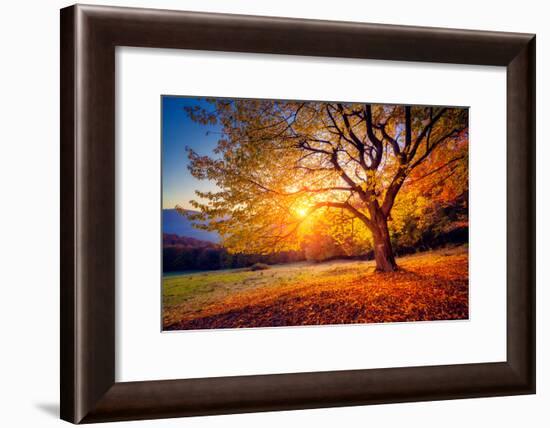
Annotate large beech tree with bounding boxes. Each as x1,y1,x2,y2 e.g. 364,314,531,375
179,100,468,272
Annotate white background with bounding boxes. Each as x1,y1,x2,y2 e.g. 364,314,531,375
0,0,546,427
117,48,506,381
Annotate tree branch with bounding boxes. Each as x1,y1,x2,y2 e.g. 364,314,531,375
404,106,412,152
364,105,383,169
310,201,374,229
410,127,465,170
380,167,408,217
376,122,401,159
407,155,465,185
407,107,447,161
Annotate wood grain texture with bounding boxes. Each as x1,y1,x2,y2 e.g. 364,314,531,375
60,4,536,424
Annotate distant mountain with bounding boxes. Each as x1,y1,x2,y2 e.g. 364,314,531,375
162,209,220,243
163,233,217,248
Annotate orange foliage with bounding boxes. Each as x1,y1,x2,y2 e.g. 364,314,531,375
164,249,468,330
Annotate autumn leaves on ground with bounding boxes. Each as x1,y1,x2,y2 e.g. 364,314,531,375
163,246,468,330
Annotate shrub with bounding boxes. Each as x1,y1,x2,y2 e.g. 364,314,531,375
250,262,270,271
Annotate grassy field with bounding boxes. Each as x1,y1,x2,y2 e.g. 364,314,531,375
162,246,468,330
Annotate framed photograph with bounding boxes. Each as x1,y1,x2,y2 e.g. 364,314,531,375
60,4,536,424
160,96,470,332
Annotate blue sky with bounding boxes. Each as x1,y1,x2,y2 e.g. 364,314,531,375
162,96,220,210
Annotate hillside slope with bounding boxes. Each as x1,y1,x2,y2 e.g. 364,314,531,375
162,208,220,243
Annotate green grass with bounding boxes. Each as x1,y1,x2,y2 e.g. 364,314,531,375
163,264,312,310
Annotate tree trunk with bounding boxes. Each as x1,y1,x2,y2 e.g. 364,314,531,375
371,214,398,272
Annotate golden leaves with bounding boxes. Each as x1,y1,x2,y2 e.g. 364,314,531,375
163,247,468,330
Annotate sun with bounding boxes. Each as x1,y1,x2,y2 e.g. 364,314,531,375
292,205,309,218
295,206,309,218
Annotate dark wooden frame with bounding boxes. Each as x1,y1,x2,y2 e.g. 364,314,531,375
60,4,536,424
